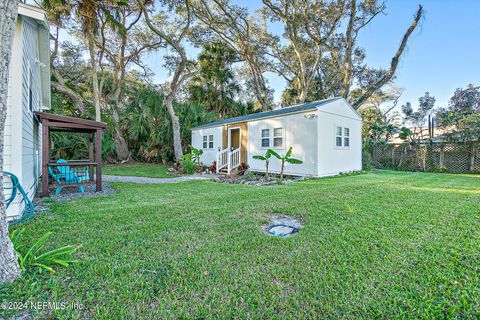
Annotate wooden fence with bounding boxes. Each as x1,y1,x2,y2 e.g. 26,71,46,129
369,142,480,173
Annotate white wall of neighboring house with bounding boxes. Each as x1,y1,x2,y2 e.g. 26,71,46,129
248,111,318,176
4,5,49,221
316,99,362,176
191,126,223,166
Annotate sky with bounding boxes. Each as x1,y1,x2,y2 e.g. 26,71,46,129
53,0,480,111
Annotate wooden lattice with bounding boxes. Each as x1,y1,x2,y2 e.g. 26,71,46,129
370,142,480,173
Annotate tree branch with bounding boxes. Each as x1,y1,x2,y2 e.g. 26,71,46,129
353,5,423,109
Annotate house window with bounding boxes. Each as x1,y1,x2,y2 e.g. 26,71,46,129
208,135,214,149
203,136,208,149
335,126,350,148
273,127,283,148
261,129,270,147
344,128,350,147
336,126,343,147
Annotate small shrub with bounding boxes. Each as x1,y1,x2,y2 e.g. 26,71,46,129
238,162,249,175
432,165,448,173
10,229,78,273
181,154,196,175
244,171,255,181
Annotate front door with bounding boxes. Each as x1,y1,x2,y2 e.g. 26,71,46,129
229,128,241,150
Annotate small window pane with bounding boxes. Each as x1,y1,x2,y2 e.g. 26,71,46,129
274,128,283,137
208,135,214,149
344,128,350,137
344,137,350,147
336,136,342,147
262,138,270,147
262,129,270,138
203,136,208,148
336,126,342,136
274,137,283,147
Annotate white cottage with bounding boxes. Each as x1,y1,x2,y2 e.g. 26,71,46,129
191,97,362,177
4,3,50,220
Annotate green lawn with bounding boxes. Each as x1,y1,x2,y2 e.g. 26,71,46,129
2,171,479,318
103,162,176,178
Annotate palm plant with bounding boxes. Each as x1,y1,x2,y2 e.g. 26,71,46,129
10,229,78,273
189,145,203,165
253,149,273,179
268,147,303,179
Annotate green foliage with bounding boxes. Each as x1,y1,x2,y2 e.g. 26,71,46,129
432,165,448,173
181,154,196,175
10,229,77,273
253,149,273,178
189,145,204,165
398,127,412,141
268,147,303,179
188,42,241,119
436,85,480,142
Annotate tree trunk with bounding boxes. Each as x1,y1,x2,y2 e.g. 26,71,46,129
164,95,183,160
280,159,285,179
111,107,129,161
88,35,101,122
265,160,269,179
0,0,22,283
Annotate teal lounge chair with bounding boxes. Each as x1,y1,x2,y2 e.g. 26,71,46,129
48,159,90,194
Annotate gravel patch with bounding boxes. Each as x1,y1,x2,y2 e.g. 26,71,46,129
35,182,115,204
103,174,212,184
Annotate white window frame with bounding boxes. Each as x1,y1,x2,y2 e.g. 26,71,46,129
260,128,270,149
272,127,285,149
335,125,350,149
208,134,214,149
202,135,208,149
343,127,350,147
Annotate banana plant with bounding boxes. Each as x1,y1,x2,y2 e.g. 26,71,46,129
268,147,303,179
189,145,204,165
252,149,273,179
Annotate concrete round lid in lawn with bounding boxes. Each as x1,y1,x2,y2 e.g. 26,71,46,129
263,215,302,237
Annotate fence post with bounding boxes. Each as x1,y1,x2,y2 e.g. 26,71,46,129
439,144,445,167
422,144,427,171
469,143,475,172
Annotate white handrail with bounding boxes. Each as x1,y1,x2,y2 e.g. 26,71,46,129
229,148,240,173
217,148,229,173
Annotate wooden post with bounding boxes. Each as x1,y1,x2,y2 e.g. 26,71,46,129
88,132,94,182
95,128,102,191
469,143,475,172
41,121,50,197
439,144,445,167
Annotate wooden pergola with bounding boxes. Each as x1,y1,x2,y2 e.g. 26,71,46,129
34,112,107,197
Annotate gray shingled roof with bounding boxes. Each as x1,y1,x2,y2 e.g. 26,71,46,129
192,97,342,130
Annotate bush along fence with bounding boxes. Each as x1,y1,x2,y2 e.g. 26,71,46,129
368,142,480,173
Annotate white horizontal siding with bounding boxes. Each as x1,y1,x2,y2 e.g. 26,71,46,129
5,17,44,220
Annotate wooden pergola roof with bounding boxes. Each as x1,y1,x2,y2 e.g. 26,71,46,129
34,112,106,197
34,111,107,132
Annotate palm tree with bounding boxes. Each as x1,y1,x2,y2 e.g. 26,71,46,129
188,42,241,119
268,147,303,179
